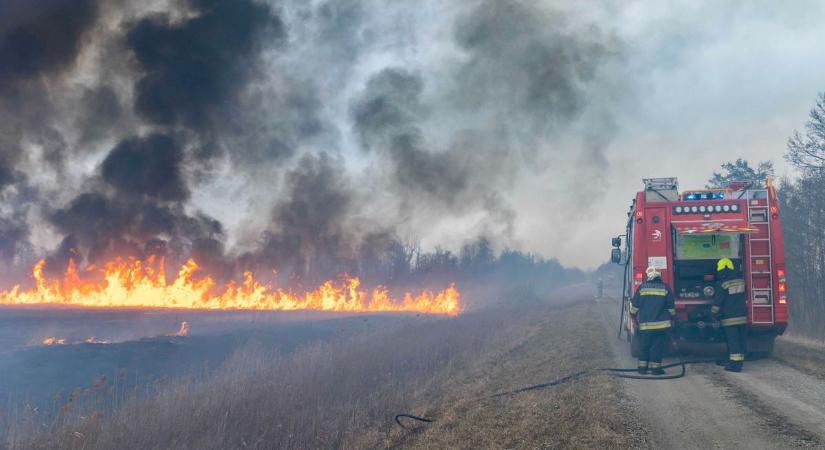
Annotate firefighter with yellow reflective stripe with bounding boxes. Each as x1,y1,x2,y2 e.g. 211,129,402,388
630,266,675,375
712,257,748,372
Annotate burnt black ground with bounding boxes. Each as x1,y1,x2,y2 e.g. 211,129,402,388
0,308,414,410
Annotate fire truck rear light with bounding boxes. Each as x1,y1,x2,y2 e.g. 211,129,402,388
634,272,643,286
777,268,785,278
779,296,787,304
778,282,786,293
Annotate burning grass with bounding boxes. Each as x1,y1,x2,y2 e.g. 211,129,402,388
5,288,631,449
0,257,460,315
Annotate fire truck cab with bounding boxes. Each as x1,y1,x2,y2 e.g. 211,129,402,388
612,177,787,356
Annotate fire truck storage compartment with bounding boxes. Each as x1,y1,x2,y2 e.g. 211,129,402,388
672,232,743,301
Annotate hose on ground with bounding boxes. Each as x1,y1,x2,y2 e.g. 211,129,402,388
393,335,719,427
394,414,433,428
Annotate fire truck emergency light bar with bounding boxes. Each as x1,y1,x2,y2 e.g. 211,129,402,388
683,192,725,200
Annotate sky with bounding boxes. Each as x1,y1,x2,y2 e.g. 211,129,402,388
0,0,823,277
518,0,825,268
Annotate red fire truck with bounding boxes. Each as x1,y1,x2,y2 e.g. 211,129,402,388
611,178,787,356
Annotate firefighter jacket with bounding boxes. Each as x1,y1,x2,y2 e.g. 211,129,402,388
630,279,675,331
712,268,747,326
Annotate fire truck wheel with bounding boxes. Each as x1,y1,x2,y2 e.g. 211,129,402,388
747,335,776,359
630,331,640,358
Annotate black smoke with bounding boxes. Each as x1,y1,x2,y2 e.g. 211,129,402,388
0,0,99,182
0,0,622,287
244,152,356,281
350,68,470,206
0,0,98,85
450,1,612,136
127,0,284,137
101,134,189,202
41,0,286,273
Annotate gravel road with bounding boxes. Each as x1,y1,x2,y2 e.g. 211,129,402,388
597,297,825,449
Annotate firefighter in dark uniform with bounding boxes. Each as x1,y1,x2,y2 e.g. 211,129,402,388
712,257,748,372
630,266,675,375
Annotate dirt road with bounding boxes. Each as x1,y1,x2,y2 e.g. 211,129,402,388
597,297,825,449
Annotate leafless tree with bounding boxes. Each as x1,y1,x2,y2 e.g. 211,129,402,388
779,92,825,338
786,93,825,172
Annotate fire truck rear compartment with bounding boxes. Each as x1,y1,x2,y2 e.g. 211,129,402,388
672,259,722,341
671,232,743,341
673,259,721,301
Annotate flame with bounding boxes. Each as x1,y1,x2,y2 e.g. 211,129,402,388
0,257,461,315
170,321,189,337
42,337,67,345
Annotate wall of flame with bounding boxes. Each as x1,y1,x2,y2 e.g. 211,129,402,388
0,258,461,315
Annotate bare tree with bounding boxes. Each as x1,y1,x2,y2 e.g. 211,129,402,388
786,92,825,171
779,92,825,338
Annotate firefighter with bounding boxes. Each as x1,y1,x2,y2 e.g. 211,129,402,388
712,257,748,372
630,266,675,375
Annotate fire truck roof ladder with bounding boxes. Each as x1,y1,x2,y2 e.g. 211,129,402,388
643,178,679,202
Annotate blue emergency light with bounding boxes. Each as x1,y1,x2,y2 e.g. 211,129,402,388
684,192,725,201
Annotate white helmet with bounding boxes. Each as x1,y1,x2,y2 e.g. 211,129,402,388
645,266,661,280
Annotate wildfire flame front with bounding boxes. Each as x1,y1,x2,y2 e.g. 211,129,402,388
0,257,461,316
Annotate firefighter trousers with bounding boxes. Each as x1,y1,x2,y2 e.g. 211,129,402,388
724,325,747,367
638,330,668,370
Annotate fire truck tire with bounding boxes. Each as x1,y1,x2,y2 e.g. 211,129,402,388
747,334,776,359
630,331,640,358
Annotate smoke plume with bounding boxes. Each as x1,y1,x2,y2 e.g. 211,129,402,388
0,0,622,283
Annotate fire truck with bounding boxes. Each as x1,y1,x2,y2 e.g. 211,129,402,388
611,178,787,356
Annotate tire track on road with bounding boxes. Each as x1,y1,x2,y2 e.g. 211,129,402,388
596,296,822,449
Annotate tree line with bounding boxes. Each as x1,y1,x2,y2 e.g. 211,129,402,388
711,93,825,339
777,93,825,339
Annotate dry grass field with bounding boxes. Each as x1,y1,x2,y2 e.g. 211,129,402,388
389,298,636,449
7,290,634,449
773,336,825,382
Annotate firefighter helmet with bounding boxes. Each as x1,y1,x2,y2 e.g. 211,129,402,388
645,266,661,280
717,258,734,272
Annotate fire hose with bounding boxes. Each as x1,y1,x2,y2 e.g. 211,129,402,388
394,334,718,428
